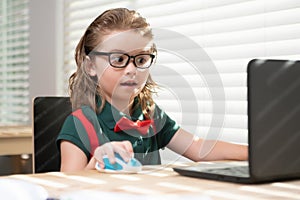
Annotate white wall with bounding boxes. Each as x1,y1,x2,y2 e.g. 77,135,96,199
28,0,63,121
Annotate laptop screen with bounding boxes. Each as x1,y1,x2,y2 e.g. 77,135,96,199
248,59,300,179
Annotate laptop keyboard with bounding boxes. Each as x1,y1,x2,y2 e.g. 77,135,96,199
202,166,250,178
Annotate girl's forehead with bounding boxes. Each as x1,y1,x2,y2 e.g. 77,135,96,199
96,30,153,52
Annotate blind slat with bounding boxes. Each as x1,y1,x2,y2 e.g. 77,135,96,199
155,100,247,115
161,8,300,36
167,112,247,129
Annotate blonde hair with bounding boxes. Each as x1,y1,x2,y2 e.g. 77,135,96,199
69,8,157,119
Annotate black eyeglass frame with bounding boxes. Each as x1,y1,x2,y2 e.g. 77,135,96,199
89,51,156,69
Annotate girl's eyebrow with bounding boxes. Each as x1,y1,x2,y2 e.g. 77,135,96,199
106,49,152,54
105,49,125,52
128,49,153,54
138,50,152,53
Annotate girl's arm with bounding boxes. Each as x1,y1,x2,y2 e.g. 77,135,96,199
166,128,248,161
60,140,133,172
60,141,88,172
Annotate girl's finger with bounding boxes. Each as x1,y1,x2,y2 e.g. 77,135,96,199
113,146,132,162
112,141,133,156
96,158,105,169
86,157,98,170
93,143,114,164
102,143,116,164
121,140,134,155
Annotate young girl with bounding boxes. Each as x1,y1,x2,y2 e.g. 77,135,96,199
57,8,247,172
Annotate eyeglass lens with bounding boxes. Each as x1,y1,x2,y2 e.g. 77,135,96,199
109,53,153,68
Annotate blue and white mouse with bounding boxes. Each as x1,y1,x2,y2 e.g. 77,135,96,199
95,153,142,173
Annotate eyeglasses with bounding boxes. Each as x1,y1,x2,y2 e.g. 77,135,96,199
89,51,155,69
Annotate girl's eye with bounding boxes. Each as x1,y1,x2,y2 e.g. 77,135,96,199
111,54,127,64
136,56,147,64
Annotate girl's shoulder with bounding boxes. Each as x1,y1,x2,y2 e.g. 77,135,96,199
59,114,77,133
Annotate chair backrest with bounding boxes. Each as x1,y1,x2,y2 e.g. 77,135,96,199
33,96,72,173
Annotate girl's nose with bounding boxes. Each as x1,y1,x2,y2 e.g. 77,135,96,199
124,59,137,75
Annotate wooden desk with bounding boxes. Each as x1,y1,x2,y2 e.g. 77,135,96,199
0,126,32,155
3,164,300,199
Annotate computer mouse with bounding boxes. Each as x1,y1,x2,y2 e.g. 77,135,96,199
0,178,49,200
95,153,142,173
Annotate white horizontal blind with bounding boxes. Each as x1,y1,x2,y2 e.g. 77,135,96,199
137,0,300,144
0,0,30,125
63,0,300,144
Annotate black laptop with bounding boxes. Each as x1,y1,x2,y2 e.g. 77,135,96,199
173,59,300,183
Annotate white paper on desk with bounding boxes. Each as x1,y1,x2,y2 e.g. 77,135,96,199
60,190,211,200
0,178,49,200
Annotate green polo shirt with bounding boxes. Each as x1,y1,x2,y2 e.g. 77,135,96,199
56,99,180,165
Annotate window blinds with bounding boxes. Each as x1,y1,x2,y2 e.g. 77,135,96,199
63,0,300,144
0,0,30,125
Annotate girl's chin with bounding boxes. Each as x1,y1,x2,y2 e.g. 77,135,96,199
110,93,137,101
110,87,141,100
120,87,140,95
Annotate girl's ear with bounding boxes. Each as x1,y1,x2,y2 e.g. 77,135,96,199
85,56,97,76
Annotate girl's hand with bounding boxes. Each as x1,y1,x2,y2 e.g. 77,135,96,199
85,141,133,170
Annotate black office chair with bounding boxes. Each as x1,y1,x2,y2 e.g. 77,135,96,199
33,96,72,173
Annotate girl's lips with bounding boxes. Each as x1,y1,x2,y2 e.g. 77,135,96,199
120,80,138,86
